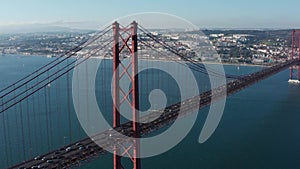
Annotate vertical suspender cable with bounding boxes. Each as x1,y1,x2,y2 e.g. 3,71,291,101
6,110,12,165
85,60,90,133
67,59,72,143
76,57,81,139
47,73,53,149
32,85,37,156
19,102,26,160
44,87,50,151
13,84,21,161
168,56,171,103
46,78,53,147
178,58,180,102
55,64,62,145
2,98,9,167
37,78,43,151
146,51,149,111
101,59,105,125
103,59,107,122
26,83,32,158
152,56,154,99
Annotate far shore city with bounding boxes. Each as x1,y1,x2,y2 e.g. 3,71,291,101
0,29,294,66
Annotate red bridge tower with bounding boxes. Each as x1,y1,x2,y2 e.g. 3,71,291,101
289,30,300,84
112,21,141,169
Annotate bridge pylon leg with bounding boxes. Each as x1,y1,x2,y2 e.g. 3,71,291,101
290,30,295,80
112,21,141,169
289,30,300,84
298,30,300,81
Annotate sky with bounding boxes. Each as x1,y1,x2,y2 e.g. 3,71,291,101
0,0,299,30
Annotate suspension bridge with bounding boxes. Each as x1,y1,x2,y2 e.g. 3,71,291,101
1,22,300,169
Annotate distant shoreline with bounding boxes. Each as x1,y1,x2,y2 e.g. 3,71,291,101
137,57,272,68
202,61,271,67
1,54,273,68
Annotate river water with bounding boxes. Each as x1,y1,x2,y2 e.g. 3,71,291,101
0,55,299,169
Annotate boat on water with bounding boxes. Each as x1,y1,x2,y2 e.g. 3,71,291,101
288,79,300,84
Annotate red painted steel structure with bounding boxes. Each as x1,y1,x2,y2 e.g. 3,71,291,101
290,30,295,79
290,30,300,80
112,21,141,169
298,31,300,80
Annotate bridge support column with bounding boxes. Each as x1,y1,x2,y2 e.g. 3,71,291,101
289,30,300,84
113,21,121,169
112,21,141,169
290,30,295,80
298,30,300,81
